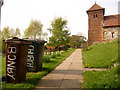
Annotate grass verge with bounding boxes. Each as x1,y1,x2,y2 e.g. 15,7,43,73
2,48,76,89
82,41,119,88
82,67,119,88
82,42,118,68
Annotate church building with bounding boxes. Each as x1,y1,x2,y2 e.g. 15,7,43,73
87,3,120,45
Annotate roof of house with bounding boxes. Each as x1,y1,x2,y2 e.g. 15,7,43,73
103,14,120,27
87,3,105,12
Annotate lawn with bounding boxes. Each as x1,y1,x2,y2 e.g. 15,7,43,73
82,41,118,68
1,56,5,76
2,48,76,89
82,67,119,88
82,41,120,88
0,56,2,78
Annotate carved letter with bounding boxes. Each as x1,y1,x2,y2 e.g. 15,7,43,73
7,73,15,80
8,55,16,61
27,63,33,68
7,47,16,54
7,60,16,68
28,45,34,54
7,67,14,74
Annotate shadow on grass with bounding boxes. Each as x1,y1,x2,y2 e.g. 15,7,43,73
85,47,93,51
43,60,58,64
42,67,54,73
26,78,40,85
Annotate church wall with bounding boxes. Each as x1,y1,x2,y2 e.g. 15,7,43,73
103,26,119,41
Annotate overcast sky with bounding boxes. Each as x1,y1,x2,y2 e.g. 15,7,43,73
1,0,119,38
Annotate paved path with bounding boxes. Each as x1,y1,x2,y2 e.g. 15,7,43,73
35,49,84,90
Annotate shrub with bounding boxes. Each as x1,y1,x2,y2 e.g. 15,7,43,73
43,55,50,62
50,52,56,58
56,53,61,56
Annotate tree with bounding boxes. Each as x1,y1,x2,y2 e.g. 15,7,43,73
77,32,85,37
0,30,2,39
24,19,43,39
1,27,21,39
0,30,2,53
69,34,87,48
1,27,21,54
15,28,21,37
10,28,15,37
48,17,70,46
1,26,11,39
42,32,48,41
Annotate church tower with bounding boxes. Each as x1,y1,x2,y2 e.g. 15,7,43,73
87,3,105,45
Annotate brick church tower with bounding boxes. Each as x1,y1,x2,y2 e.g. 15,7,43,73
87,3,105,45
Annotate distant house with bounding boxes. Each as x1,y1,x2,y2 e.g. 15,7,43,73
87,3,120,45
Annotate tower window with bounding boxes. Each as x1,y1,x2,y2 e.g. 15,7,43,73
96,14,98,17
94,14,98,18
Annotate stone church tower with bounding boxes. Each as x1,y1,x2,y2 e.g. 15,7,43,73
87,3,105,45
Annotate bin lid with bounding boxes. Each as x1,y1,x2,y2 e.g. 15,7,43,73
5,37,32,44
24,38,47,44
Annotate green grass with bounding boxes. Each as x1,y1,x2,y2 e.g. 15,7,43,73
2,56,6,76
82,67,119,88
0,56,2,78
82,41,119,88
2,48,76,89
83,42,118,68
0,40,2,53
43,54,51,62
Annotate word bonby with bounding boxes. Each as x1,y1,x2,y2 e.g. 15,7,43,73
7,46,17,80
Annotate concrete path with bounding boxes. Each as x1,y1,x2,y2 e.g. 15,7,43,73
35,49,84,90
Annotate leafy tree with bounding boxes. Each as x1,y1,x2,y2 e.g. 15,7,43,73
69,34,87,48
1,26,11,39
1,27,21,39
0,30,1,38
0,30,2,52
24,19,43,39
10,28,16,37
15,28,21,37
1,27,11,54
48,17,70,46
42,32,48,41
1,27,21,54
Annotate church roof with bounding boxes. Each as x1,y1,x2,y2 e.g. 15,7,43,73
103,14,120,27
87,3,105,12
